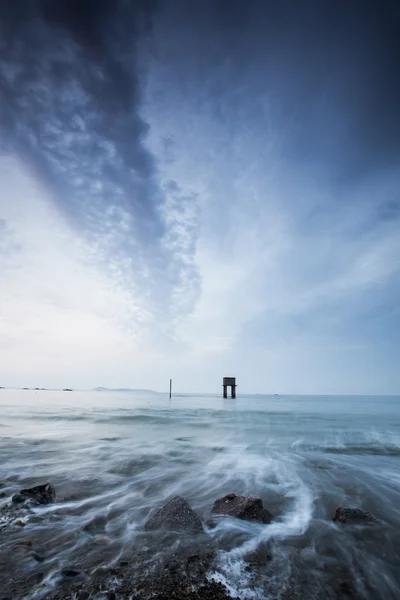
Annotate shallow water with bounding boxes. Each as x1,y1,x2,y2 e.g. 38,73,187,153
1,390,400,599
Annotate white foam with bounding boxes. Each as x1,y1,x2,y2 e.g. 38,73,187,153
208,458,314,597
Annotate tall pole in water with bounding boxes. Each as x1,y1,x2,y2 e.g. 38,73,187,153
169,379,172,399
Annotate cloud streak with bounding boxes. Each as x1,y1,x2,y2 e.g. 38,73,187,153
0,0,201,328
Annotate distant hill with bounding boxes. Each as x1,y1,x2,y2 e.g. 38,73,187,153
93,387,156,393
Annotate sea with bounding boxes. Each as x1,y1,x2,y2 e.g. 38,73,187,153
1,389,400,599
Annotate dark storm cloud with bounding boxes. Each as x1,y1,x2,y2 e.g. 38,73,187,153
2,0,399,217
0,0,160,231
1,0,399,324
3,0,399,207
156,0,400,183
0,0,202,322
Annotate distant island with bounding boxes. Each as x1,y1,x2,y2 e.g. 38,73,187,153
93,387,156,393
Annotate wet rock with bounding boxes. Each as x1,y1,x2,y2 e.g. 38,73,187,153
82,515,107,534
137,579,238,600
10,540,33,548
94,535,112,544
29,515,45,523
28,572,44,585
333,507,377,525
32,552,45,562
338,580,357,596
61,568,81,578
145,495,203,533
244,543,273,571
12,483,56,506
209,493,272,525
61,567,86,581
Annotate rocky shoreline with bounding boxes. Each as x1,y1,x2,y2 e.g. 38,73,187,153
0,483,380,599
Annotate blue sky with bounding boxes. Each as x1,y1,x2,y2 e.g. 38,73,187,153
0,1,399,393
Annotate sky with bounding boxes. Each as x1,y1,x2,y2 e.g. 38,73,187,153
0,0,399,394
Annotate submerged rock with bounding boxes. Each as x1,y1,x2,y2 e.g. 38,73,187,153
209,493,272,525
61,567,84,579
333,507,377,524
12,483,56,505
82,515,107,534
145,495,203,533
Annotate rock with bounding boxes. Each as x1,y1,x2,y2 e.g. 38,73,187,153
11,541,32,548
28,572,44,584
14,519,26,527
12,483,56,506
244,543,273,571
82,515,107,534
333,507,377,524
61,568,84,579
209,493,272,525
94,536,112,544
29,515,45,524
32,552,45,563
145,495,203,533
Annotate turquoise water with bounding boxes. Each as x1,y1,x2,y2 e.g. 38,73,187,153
1,390,400,598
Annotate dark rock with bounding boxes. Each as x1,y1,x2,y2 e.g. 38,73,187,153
61,568,82,578
28,572,44,585
333,507,377,525
82,515,107,534
14,519,26,527
209,493,272,525
143,580,238,600
11,541,33,548
145,495,203,533
244,543,273,571
0,492,7,498
29,515,45,523
12,483,56,506
32,552,45,563
339,580,357,596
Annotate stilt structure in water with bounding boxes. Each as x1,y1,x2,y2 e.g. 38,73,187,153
223,377,236,399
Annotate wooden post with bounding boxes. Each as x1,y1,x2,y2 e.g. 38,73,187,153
169,379,172,399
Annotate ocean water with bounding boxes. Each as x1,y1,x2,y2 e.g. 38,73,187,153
1,390,400,599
